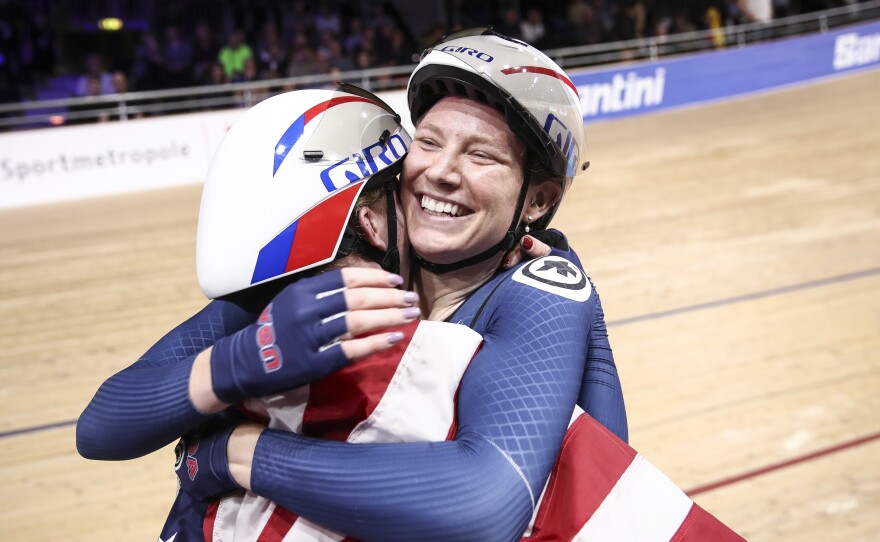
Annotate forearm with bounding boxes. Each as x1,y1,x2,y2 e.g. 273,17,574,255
77,299,259,460
77,356,213,460
246,430,533,542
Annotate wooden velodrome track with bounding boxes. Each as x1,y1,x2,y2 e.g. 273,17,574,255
1,68,878,541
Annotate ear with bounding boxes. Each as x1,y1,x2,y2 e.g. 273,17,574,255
523,180,563,222
357,205,388,251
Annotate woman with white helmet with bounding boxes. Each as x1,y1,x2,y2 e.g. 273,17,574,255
178,29,627,541
78,30,628,541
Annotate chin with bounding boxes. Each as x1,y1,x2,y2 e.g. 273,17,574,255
412,236,497,266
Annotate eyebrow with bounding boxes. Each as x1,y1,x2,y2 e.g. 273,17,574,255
416,121,515,155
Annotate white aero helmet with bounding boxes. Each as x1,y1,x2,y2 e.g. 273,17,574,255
197,84,411,299
406,28,588,272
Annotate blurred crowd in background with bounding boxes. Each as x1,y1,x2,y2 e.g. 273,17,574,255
0,0,855,105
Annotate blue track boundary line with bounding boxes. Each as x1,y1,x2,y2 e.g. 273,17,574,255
3,266,879,441
0,419,76,439
607,267,880,328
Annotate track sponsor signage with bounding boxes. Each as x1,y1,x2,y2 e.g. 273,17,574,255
1,20,877,209
569,19,880,123
0,109,242,209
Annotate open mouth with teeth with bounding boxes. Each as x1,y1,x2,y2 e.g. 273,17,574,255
420,195,472,218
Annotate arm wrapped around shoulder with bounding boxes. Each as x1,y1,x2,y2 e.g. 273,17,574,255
210,270,354,404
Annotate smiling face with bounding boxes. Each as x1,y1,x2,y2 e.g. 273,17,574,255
401,96,526,265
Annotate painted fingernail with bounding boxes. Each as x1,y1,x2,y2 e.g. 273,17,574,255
522,236,534,250
387,331,405,344
402,307,420,319
388,273,404,286
403,291,419,305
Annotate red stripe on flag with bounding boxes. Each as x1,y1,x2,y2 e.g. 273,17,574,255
500,66,578,96
524,414,637,541
202,499,220,542
285,181,364,273
670,503,746,541
256,506,300,542
302,321,419,440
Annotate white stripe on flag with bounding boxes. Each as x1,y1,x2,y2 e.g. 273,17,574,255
347,321,482,443
281,519,346,542
573,454,694,542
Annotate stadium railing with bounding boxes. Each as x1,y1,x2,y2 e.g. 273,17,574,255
1,1,878,131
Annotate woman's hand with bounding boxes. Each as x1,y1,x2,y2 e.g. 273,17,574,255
502,234,553,270
175,418,265,499
190,268,421,413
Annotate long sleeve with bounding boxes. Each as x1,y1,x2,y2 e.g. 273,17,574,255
246,267,592,541
545,234,629,442
579,290,628,442
76,298,260,460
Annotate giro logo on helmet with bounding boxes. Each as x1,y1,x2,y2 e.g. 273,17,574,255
439,45,494,62
319,134,409,192
543,113,580,177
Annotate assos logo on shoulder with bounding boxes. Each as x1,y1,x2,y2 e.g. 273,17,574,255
439,45,494,62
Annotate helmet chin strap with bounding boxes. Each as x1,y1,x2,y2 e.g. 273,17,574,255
411,169,532,275
379,181,400,275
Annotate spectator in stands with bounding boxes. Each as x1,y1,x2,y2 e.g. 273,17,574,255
365,2,394,34
218,29,253,82
615,0,648,41
520,7,547,45
258,37,288,80
651,16,676,55
314,5,341,36
353,47,374,73
111,70,128,94
420,23,445,52
343,18,367,55
593,0,617,37
738,0,774,39
164,24,193,89
191,20,219,86
132,30,166,91
28,12,55,84
312,48,334,78
372,21,399,67
75,53,114,97
281,0,313,47
494,6,523,40
286,35,318,82
569,2,606,46
106,70,133,121
207,61,227,86
738,0,774,24
318,34,354,72
356,24,378,62
382,28,414,67
67,76,109,124
671,11,698,34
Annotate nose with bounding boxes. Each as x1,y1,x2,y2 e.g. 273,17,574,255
423,147,462,189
